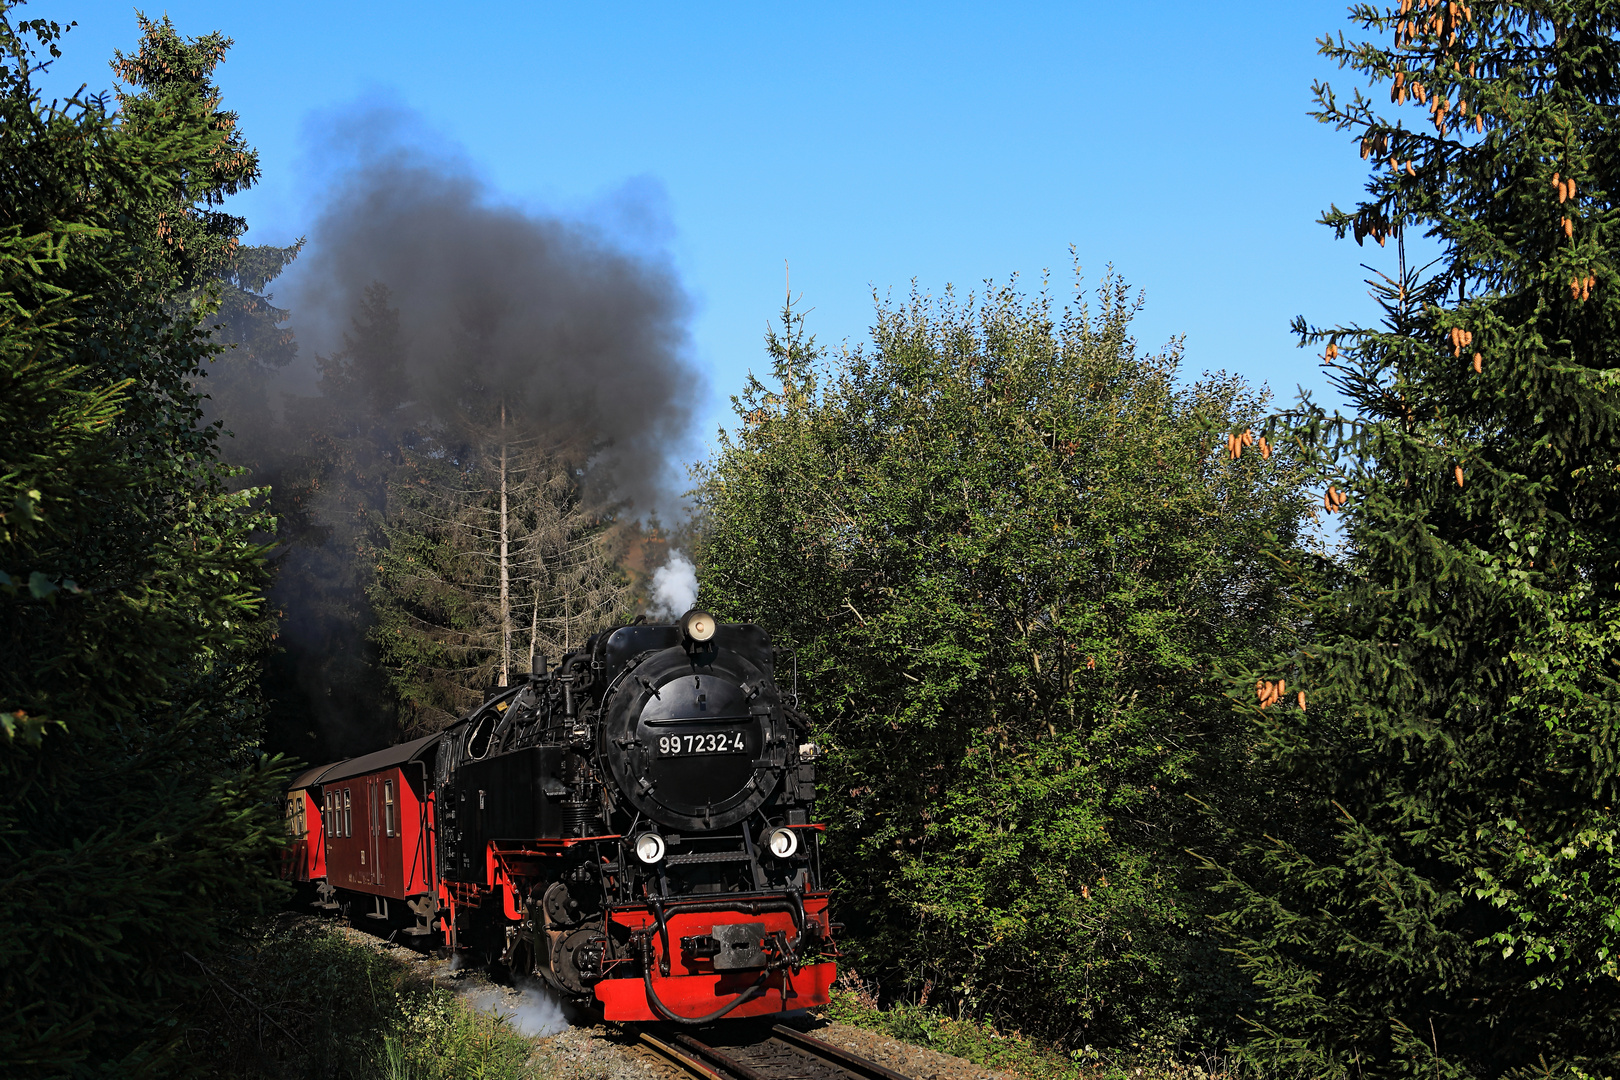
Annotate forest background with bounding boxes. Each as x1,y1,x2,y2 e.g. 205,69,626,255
3,2,1619,1079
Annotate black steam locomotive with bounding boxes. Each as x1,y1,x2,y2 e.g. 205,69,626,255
284,612,837,1023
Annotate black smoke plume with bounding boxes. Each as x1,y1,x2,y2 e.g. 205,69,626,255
227,104,700,761
293,107,698,512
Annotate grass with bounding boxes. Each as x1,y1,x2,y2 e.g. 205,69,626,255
175,915,534,1079
176,916,1237,1080
817,970,1239,1080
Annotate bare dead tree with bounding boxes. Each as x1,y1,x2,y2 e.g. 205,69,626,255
370,419,630,733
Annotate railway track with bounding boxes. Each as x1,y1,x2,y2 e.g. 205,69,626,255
639,1024,915,1080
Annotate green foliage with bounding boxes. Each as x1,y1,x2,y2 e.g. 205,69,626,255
0,6,289,1074
181,920,532,1080
1202,4,1620,1077
820,969,1235,1080
695,272,1310,1046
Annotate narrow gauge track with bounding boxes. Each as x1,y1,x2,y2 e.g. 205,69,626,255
640,1024,915,1080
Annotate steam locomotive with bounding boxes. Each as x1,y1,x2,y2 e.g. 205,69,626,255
282,611,836,1023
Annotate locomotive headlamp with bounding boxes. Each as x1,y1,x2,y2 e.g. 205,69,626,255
633,832,667,864
680,610,717,643
764,825,799,859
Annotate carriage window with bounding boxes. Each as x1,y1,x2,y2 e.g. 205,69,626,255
384,780,396,837
285,797,296,837
343,789,352,838
325,793,334,837
296,799,307,838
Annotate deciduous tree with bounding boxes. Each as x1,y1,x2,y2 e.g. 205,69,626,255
696,274,1310,1044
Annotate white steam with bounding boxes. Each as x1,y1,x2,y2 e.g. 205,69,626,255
462,981,569,1037
649,551,698,620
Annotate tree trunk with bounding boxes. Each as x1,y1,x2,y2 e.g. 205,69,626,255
498,400,510,687
528,584,542,674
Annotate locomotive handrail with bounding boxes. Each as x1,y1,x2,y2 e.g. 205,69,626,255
622,893,806,934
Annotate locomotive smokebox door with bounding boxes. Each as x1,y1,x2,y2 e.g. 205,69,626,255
709,922,768,970
600,624,784,831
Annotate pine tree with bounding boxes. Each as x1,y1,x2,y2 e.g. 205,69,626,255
1205,3,1620,1076
0,6,287,1074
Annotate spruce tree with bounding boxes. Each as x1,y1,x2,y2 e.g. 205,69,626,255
110,12,302,336
112,14,303,459
0,6,287,1074
369,407,628,734
1207,3,1620,1076
284,284,628,738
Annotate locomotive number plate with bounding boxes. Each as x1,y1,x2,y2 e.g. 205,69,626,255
657,731,747,756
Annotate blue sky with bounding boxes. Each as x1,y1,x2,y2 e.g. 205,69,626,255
31,0,1384,461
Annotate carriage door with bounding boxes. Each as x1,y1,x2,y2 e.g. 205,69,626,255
368,779,381,885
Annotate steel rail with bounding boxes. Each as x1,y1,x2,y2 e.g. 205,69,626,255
672,1033,776,1080
768,1025,915,1080
638,1032,733,1080
654,1026,918,1080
